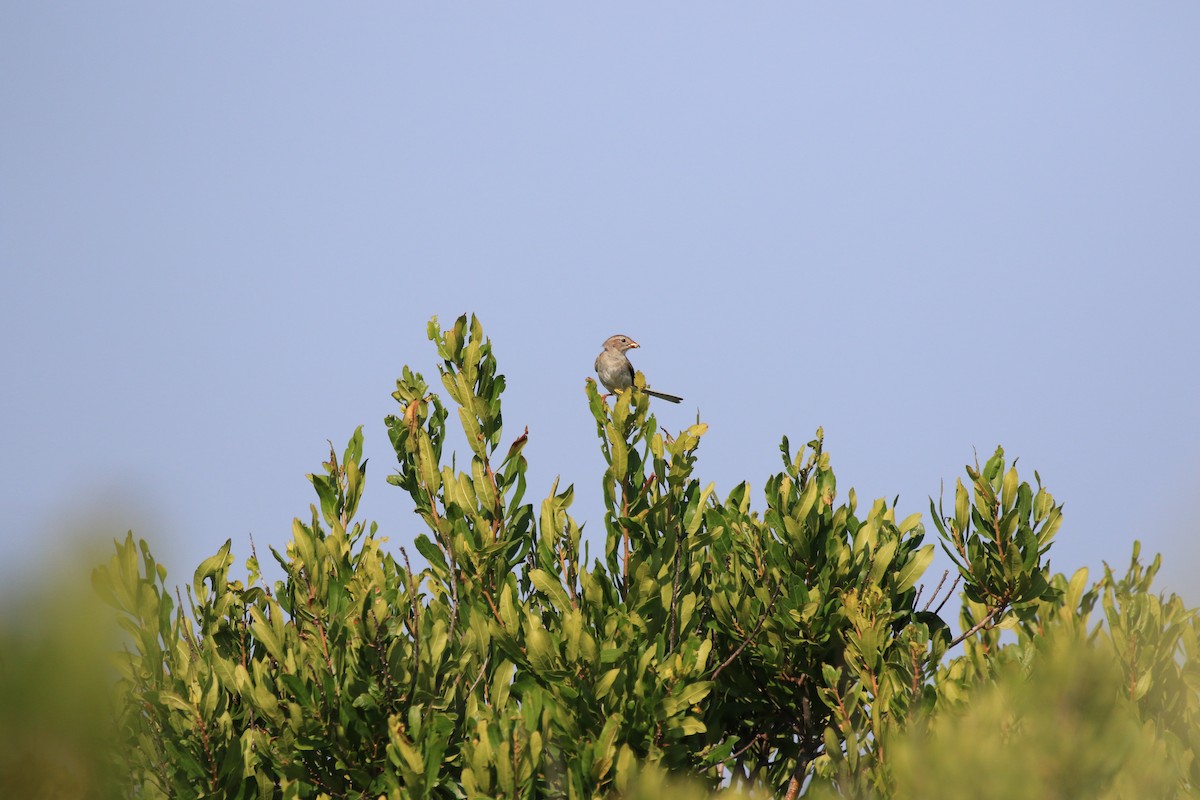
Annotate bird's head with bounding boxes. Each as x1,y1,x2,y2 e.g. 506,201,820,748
603,334,640,352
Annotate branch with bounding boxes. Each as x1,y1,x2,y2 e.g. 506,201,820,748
731,732,765,760
423,482,460,645
480,588,510,632
668,521,685,654
399,547,421,708
948,606,1002,649
466,657,490,698
932,574,961,616
784,760,806,800
918,570,944,612
711,584,782,680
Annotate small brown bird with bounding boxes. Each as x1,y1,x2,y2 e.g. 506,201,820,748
594,334,683,403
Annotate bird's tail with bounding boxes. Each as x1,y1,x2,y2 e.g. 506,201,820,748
643,389,683,404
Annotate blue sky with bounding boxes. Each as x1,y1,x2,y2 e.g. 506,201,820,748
2,5,1198,614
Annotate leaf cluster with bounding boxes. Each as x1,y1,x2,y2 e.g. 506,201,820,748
89,315,1200,799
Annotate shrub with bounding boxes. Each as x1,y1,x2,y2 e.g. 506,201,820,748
88,315,1198,799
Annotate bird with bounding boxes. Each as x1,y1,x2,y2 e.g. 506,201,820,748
595,334,683,403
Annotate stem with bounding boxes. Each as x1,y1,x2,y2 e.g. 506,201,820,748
668,525,684,654
193,705,219,793
932,574,961,616
712,584,782,680
481,588,510,631
948,606,1002,649
783,761,806,800
399,547,421,710
920,570,947,612
620,484,631,602
424,482,459,644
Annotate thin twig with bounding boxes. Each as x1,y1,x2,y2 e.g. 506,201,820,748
948,606,1002,649
712,584,783,680
424,482,459,645
399,546,421,707
175,587,200,656
309,584,340,702
619,484,631,603
247,532,273,598
731,732,765,760
668,519,685,654
921,570,948,612
932,574,961,616
480,588,509,632
467,657,490,698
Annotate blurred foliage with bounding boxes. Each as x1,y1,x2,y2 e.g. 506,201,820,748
0,575,125,799
9,313,1187,798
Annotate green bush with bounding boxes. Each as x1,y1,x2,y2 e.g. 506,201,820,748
82,315,1198,798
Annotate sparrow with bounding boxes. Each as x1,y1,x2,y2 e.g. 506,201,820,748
595,334,683,403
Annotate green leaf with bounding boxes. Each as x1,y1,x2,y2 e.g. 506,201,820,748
417,430,442,494
661,681,713,715
192,540,233,601
472,456,497,515
1001,466,1018,511
414,534,449,576
311,473,339,526
596,668,621,700
673,716,707,735
867,539,898,586
591,715,622,780
684,482,716,536
525,618,558,671
894,544,934,593
530,569,573,613
954,479,970,535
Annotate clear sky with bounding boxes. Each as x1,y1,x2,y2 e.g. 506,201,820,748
2,5,1198,612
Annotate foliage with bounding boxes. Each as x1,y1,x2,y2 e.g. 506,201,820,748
0,586,123,800
84,314,1199,799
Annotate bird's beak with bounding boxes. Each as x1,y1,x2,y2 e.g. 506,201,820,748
628,341,640,349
